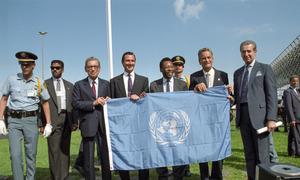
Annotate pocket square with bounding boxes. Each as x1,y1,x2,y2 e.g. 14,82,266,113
256,71,262,77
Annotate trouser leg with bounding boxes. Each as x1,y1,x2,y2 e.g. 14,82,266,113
8,118,25,180
23,117,39,180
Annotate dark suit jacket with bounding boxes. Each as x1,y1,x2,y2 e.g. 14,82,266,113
189,68,229,90
110,73,149,98
44,78,74,129
72,77,110,137
283,87,300,124
150,78,187,93
234,61,277,130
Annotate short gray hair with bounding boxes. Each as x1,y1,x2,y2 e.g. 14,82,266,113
84,56,101,68
240,40,257,52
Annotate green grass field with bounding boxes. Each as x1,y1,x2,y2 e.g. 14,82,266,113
0,124,299,180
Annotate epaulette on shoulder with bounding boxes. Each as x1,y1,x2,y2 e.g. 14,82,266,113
35,77,41,97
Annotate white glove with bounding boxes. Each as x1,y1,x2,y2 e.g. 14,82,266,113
0,120,8,135
43,123,53,138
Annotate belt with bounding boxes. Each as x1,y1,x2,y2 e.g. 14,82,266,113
60,109,67,113
8,110,38,119
240,103,248,106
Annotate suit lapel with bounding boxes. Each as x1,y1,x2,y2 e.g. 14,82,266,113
83,78,95,99
157,78,164,92
174,79,180,91
97,78,102,97
197,71,207,86
213,69,220,86
62,79,71,107
290,87,300,102
117,75,127,97
132,74,139,92
47,79,58,106
236,67,244,95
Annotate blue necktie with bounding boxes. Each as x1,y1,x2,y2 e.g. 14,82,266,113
240,66,249,103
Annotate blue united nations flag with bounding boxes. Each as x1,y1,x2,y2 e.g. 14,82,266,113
104,86,231,170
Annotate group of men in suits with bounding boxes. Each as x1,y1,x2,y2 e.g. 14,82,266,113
38,39,279,180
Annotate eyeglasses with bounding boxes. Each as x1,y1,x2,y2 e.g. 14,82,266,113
19,62,34,66
86,65,99,69
51,66,62,70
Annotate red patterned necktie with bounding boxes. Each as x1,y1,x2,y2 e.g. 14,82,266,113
92,81,96,97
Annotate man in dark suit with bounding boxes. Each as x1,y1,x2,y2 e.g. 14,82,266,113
233,40,277,180
283,75,300,157
189,48,228,180
150,57,187,180
72,57,111,180
110,51,149,180
44,60,76,180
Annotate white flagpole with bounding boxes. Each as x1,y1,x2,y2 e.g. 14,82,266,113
106,0,114,79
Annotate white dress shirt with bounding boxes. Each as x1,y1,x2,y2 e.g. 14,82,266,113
53,77,66,110
203,68,215,88
163,77,174,92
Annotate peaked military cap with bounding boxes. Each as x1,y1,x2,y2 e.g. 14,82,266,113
171,55,185,65
15,51,38,62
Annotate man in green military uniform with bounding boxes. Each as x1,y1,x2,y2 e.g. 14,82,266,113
0,51,52,180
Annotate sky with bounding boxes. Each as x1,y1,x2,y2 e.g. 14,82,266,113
1,0,300,94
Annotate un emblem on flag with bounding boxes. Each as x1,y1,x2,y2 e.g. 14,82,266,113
149,110,190,145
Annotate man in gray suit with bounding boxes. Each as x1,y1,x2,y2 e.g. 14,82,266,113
150,57,187,180
189,48,229,180
44,60,76,180
283,75,300,157
110,51,149,180
233,40,277,180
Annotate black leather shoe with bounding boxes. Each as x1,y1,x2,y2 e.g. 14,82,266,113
184,170,192,177
74,164,85,177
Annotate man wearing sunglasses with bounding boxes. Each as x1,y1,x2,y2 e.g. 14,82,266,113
43,60,77,180
0,51,52,180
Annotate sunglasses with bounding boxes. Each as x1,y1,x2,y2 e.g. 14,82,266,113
51,66,62,70
19,62,34,67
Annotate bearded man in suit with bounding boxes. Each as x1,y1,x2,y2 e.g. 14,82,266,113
110,51,149,180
